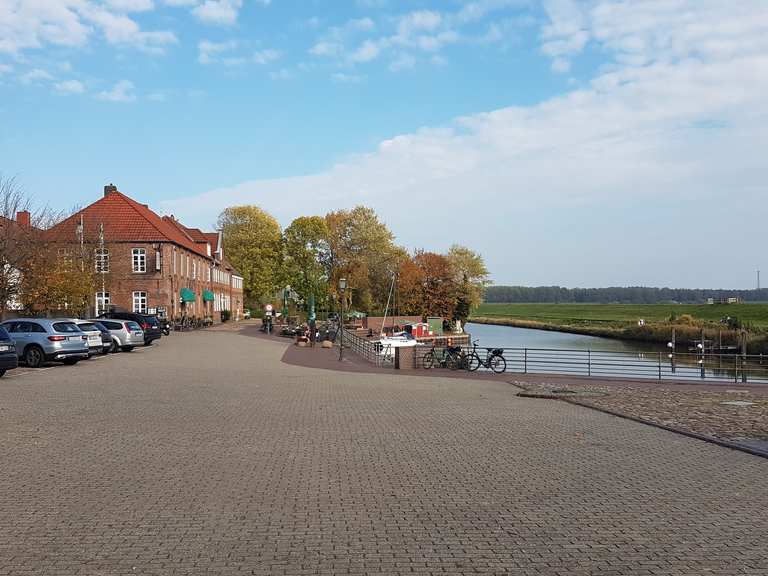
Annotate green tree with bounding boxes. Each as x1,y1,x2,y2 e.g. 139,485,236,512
283,216,329,309
325,206,404,313
217,206,282,306
446,244,490,321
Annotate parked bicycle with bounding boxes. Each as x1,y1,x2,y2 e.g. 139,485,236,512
422,344,463,370
463,340,507,373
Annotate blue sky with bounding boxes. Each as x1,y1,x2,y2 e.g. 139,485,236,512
2,1,767,288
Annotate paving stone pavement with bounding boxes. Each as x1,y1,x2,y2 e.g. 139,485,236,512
0,330,767,575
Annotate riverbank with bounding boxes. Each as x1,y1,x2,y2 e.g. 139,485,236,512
469,313,768,353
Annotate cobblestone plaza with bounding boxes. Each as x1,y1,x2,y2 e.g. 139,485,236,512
1,328,766,575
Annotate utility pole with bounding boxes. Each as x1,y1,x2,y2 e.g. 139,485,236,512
98,223,106,315
758,269,761,291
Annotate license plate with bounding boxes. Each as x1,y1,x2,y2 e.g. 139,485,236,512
68,336,80,341
89,336,100,343
0,345,8,351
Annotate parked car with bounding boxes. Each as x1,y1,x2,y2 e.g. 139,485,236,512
1,319,89,368
66,319,107,356
98,312,162,346
92,319,144,352
90,320,115,353
0,324,19,377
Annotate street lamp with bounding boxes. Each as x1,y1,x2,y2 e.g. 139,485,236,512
338,278,347,361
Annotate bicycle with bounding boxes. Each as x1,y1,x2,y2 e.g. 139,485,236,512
464,340,507,373
422,344,463,370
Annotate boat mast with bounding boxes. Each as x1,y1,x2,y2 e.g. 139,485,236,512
381,272,395,337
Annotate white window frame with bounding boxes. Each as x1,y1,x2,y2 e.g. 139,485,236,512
173,250,177,274
132,291,147,313
132,248,146,273
96,292,110,315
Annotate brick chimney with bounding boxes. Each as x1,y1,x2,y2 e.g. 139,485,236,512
104,183,118,196
16,210,31,227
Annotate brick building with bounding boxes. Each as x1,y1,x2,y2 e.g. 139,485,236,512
45,185,244,321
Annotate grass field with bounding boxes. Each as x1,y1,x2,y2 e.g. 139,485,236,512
472,303,768,331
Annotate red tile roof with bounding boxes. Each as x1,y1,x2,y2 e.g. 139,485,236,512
45,190,210,257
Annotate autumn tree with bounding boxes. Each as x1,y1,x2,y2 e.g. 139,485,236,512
0,174,65,318
282,216,329,309
397,251,456,319
325,206,405,313
218,206,283,306
446,244,490,322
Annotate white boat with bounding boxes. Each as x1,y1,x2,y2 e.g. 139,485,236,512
373,333,418,358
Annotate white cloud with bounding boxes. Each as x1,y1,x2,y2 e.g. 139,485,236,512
162,0,768,287
253,48,280,64
105,0,155,12
20,68,54,84
54,79,85,94
0,63,13,74
270,68,294,80
332,72,363,83
96,79,136,102
198,39,238,64
309,41,343,57
389,52,416,71
193,0,243,26
0,1,176,55
350,39,383,63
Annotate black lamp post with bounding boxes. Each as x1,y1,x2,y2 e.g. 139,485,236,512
338,277,347,361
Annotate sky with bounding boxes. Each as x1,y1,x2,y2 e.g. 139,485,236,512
1,0,767,289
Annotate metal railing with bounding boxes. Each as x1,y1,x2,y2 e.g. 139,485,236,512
413,345,768,384
340,328,394,367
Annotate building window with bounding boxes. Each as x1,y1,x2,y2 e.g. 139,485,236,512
96,292,110,315
95,249,109,273
192,260,196,280
155,249,162,272
132,248,146,273
132,291,147,313
173,250,177,274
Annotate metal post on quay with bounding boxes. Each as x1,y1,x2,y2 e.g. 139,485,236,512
338,277,347,362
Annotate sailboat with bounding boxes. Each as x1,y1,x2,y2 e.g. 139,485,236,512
373,272,418,358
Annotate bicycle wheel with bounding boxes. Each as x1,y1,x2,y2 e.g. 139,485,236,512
490,355,507,374
422,351,435,369
466,353,481,371
446,353,459,370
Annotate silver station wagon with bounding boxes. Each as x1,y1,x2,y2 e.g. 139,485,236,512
2,319,89,368
91,319,144,352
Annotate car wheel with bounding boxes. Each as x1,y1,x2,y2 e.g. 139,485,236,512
101,346,110,355
110,340,120,353
24,345,44,368
62,358,79,366
122,346,134,352
0,369,5,378
143,340,153,347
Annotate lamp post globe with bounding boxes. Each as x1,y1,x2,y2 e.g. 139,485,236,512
339,278,347,361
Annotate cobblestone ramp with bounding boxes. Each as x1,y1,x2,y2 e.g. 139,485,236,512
0,331,766,575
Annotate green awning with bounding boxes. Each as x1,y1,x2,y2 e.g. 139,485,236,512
202,290,215,302
180,288,196,303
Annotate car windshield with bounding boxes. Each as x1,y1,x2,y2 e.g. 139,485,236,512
52,322,81,333
126,321,142,331
143,316,159,327
78,323,98,331
0,326,9,340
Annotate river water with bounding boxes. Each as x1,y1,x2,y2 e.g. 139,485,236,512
463,322,765,383
465,322,662,353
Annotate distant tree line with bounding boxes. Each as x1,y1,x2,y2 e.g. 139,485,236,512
484,286,768,304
